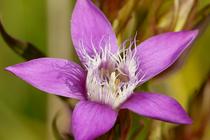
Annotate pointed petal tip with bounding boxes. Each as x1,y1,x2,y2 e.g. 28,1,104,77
187,29,199,39
193,28,199,33
121,92,193,125
5,66,11,72
167,113,192,125
179,29,199,43
193,29,199,35
5,65,18,75
193,29,199,39
182,117,193,125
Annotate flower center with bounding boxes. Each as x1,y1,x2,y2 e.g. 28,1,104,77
83,44,141,108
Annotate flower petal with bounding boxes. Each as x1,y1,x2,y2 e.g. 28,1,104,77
120,92,192,124
135,30,198,82
71,0,118,65
6,58,86,100
72,101,117,140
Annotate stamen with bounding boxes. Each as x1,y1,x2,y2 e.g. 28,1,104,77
84,36,144,108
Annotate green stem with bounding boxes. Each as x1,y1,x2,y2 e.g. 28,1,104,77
0,20,45,60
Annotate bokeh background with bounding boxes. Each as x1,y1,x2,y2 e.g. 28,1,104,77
0,0,209,140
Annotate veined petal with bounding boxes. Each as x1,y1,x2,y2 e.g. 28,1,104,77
120,92,192,124
135,30,198,82
6,58,86,100
71,0,118,65
72,101,117,140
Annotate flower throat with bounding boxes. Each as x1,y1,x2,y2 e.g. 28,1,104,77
83,43,143,108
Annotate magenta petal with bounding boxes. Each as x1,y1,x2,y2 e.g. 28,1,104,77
72,101,117,140
6,58,86,100
71,0,118,65
135,30,198,82
120,92,192,124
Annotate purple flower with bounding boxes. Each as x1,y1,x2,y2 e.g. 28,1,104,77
6,0,198,140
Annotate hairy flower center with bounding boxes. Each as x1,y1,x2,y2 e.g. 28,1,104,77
81,38,144,109
81,39,143,108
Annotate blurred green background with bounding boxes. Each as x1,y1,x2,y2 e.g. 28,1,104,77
0,0,210,140
0,0,47,139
